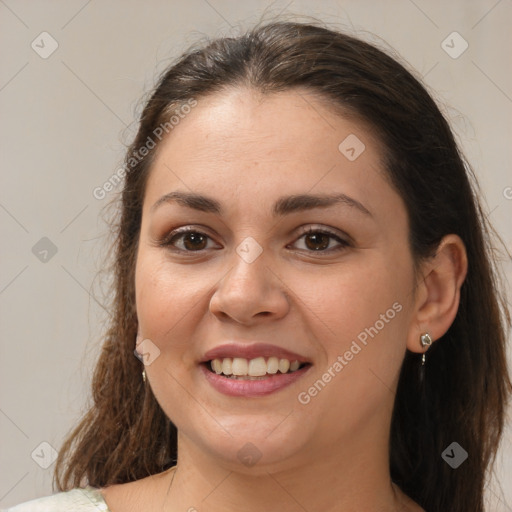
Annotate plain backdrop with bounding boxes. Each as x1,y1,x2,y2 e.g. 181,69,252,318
1,0,511,509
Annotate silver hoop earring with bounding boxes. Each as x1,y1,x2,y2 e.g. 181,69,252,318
420,333,433,365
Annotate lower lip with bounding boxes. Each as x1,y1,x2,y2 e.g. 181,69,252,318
200,363,311,397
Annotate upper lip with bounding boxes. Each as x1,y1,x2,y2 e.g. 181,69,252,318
201,343,311,364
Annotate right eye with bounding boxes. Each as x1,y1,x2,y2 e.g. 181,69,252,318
160,227,216,252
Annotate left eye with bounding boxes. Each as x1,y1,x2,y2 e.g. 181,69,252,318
292,227,350,252
160,227,349,253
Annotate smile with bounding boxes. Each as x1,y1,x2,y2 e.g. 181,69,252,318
209,356,306,377
201,357,312,397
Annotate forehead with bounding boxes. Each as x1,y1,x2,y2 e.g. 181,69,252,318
154,88,381,163
142,88,401,223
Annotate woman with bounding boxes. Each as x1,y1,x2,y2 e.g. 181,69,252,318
6,20,510,512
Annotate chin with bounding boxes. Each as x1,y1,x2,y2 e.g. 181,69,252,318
186,416,314,474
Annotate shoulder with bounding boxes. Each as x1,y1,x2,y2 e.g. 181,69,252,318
99,467,176,512
2,487,110,512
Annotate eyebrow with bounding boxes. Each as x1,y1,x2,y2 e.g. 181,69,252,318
150,190,372,218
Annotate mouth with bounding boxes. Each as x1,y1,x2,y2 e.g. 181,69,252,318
203,356,311,379
199,356,313,397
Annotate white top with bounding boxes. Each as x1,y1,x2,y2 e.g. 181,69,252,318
2,487,111,511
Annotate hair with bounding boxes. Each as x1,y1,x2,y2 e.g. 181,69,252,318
53,19,511,511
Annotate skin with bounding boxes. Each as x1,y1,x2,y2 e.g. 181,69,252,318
100,88,467,512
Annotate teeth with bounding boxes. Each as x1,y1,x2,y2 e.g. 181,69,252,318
211,359,222,374
289,360,300,371
221,357,232,375
209,357,303,377
278,358,290,373
267,356,279,374
248,357,268,377
232,357,248,376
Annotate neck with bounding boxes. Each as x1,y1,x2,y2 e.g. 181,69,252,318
161,429,408,512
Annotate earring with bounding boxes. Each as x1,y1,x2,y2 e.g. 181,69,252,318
142,369,147,383
420,333,433,365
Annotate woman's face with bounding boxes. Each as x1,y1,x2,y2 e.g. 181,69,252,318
135,88,419,471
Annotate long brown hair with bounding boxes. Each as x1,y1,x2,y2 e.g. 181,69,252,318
54,20,511,511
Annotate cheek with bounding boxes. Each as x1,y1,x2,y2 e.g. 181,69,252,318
304,257,411,404
295,268,409,439
135,257,170,335
135,254,187,353
134,253,214,359
314,260,408,348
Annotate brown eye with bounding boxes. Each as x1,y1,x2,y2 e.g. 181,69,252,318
291,227,350,253
179,232,208,251
161,228,213,252
304,232,330,251
159,226,350,255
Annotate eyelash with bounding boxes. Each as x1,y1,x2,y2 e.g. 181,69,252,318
158,225,351,255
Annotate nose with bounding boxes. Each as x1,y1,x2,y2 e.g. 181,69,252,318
209,242,290,325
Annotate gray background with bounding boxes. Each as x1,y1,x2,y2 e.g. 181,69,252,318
1,0,511,509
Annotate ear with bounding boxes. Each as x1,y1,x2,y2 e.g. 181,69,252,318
406,234,468,354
